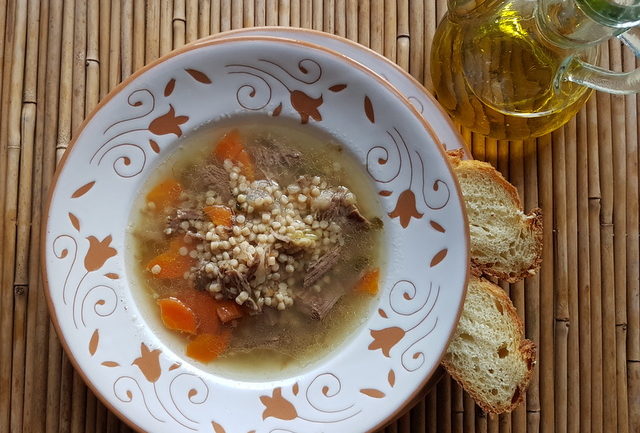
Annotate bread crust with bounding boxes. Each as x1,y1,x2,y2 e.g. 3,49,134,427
442,278,537,414
447,150,544,283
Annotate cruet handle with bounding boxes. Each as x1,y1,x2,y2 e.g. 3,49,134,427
563,27,640,94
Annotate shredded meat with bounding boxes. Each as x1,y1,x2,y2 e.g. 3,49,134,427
167,208,204,231
190,163,231,201
345,204,370,225
218,263,261,311
251,139,301,179
295,287,343,320
303,246,341,288
318,191,371,228
193,268,209,291
184,231,206,240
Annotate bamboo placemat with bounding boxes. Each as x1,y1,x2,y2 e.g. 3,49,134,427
0,1,638,432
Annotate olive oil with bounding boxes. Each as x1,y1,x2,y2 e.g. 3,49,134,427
431,1,598,140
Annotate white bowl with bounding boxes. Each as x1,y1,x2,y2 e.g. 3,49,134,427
198,27,470,158
43,36,469,433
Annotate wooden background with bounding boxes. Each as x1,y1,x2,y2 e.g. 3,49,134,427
0,1,638,432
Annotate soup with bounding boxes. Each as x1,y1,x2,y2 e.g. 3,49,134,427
129,120,383,377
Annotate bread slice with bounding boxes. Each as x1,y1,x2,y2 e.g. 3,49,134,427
442,276,536,414
447,149,542,282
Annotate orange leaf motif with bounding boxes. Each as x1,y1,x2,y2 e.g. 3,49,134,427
364,96,375,123
104,273,119,279
72,181,96,198
164,78,176,96
430,249,448,267
169,362,181,371
388,189,423,228
360,388,386,398
329,84,347,92
102,361,120,367
290,90,322,124
186,68,212,84
132,343,162,383
149,139,160,153
430,220,445,233
259,387,298,421
369,327,405,357
89,329,99,355
84,235,117,272
211,421,226,433
292,383,299,396
149,105,189,137
379,190,393,197
272,102,282,117
388,369,396,387
68,213,80,231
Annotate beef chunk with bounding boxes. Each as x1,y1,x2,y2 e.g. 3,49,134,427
166,208,204,231
303,246,341,288
187,163,231,202
317,190,372,228
345,204,370,226
218,264,261,311
193,267,210,291
251,139,301,179
295,287,343,320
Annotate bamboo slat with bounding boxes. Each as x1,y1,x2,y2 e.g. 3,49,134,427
510,139,526,433
576,104,591,433
0,1,10,349
10,0,39,431
609,39,630,433
1,1,27,430
1,3,639,433
596,45,619,433
21,2,50,433
408,0,423,82
587,93,604,433
523,138,540,433
624,44,640,433
537,132,555,433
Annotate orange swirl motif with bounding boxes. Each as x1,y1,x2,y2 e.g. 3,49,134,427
366,126,452,229
369,281,441,372
109,345,212,431
225,58,332,124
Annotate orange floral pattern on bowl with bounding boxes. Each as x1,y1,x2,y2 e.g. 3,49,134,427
43,36,468,433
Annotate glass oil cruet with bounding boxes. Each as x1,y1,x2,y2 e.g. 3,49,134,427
430,0,640,140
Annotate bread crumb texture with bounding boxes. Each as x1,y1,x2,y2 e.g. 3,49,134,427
447,150,543,283
443,277,536,414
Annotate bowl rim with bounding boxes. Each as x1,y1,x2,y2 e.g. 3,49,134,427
41,34,470,433
198,26,472,158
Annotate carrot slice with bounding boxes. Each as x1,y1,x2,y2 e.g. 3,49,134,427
216,300,244,323
176,288,221,334
186,331,231,362
203,205,234,227
213,129,254,179
353,268,380,295
146,251,194,279
157,297,198,334
146,178,183,210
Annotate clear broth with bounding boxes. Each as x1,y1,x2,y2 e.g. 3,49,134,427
128,118,384,380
